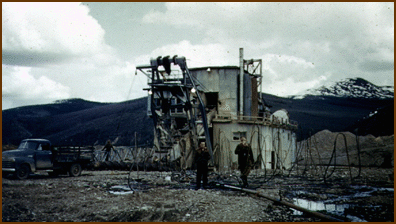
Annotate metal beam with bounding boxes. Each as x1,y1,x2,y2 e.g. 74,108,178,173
239,48,244,118
220,184,344,222
184,67,214,165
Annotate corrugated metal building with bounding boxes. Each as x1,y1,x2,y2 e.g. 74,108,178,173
189,66,298,171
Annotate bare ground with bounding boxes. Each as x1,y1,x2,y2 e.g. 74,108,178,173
2,166,394,222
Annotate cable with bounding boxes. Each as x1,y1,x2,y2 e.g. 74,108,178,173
323,133,353,185
114,73,138,140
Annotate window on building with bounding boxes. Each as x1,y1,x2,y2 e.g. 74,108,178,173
205,92,218,109
233,132,247,141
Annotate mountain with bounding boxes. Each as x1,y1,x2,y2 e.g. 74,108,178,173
262,93,393,140
2,98,154,147
345,104,394,136
2,78,394,146
291,78,394,99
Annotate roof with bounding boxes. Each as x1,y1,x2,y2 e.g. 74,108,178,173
21,139,51,143
188,66,240,71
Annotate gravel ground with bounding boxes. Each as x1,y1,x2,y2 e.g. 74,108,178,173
2,167,394,222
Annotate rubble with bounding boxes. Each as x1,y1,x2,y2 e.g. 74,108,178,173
2,166,393,222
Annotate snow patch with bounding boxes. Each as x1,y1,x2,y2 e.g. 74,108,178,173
289,78,394,99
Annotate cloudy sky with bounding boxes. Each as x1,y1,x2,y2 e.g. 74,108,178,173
2,2,394,110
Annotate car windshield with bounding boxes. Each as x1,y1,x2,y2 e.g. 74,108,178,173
18,141,39,151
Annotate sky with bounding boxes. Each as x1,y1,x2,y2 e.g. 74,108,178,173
2,2,394,110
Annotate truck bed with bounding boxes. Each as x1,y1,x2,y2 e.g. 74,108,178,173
52,146,94,164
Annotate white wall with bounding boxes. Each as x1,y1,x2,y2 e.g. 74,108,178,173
213,122,296,171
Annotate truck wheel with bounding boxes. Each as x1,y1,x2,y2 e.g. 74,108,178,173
69,163,82,177
15,164,30,180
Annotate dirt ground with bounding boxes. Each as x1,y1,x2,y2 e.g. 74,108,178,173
2,166,394,222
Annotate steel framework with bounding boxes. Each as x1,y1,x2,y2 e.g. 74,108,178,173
136,56,214,167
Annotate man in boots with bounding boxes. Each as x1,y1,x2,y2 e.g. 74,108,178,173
235,137,254,187
194,141,211,190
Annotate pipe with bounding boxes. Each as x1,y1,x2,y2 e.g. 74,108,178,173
220,184,344,222
239,48,244,118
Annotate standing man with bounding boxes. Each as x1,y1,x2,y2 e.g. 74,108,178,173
235,137,254,187
194,141,211,190
102,140,114,161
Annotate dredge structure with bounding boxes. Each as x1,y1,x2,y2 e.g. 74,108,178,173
135,48,298,172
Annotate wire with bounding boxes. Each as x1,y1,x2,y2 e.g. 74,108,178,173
114,73,138,140
323,133,354,185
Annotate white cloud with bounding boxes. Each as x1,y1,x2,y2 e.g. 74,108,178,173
2,2,130,110
2,2,112,65
134,40,238,68
1,2,393,110
143,3,389,40
259,53,329,96
143,2,261,29
82,61,145,103
132,40,329,97
263,75,330,97
2,65,71,109
141,2,393,70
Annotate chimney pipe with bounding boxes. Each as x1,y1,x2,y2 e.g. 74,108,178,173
239,48,244,118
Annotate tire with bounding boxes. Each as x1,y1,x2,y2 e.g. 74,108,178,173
69,163,82,177
15,164,30,180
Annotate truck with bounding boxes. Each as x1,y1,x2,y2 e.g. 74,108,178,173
2,139,94,180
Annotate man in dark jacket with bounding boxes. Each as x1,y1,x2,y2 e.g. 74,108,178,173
235,137,254,187
195,141,211,190
102,140,114,161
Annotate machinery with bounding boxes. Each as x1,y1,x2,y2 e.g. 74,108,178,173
136,56,213,170
135,49,298,172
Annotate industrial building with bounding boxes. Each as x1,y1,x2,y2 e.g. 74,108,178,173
136,48,298,172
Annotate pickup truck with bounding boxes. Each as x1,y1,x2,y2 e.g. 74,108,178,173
2,139,94,180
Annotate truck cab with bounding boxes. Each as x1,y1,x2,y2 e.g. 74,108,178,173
2,139,53,179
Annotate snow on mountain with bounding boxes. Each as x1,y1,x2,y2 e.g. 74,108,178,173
290,78,394,99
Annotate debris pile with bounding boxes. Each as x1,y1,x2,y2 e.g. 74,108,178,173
2,165,393,222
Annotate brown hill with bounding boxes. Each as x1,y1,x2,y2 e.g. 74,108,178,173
297,129,394,168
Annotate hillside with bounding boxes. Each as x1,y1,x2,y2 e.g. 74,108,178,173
2,98,154,146
263,93,393,140
270,77,394,139
2,78,393,146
